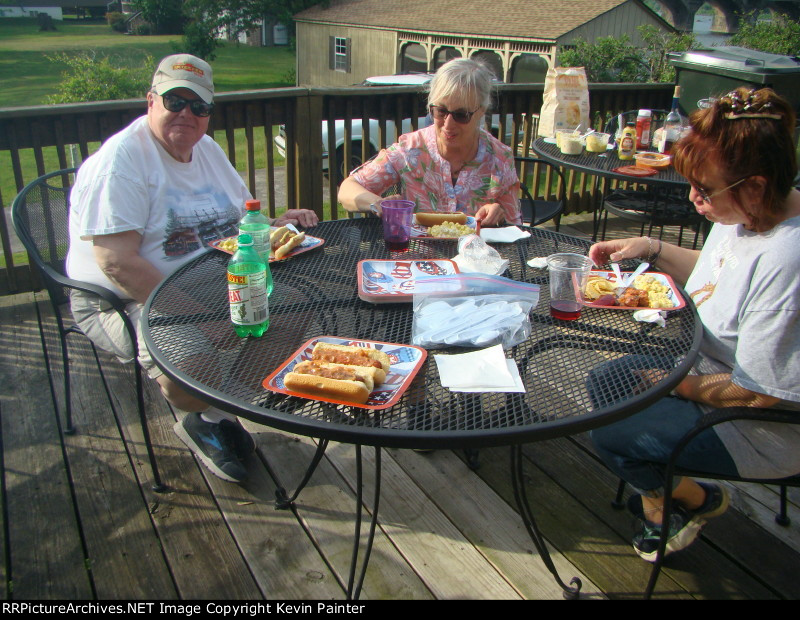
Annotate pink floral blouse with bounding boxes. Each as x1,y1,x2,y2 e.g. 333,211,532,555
351,125,522,225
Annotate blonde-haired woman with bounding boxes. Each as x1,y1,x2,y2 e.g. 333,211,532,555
338,58,521,226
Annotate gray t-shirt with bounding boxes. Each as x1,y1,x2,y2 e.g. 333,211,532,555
684,216,800,478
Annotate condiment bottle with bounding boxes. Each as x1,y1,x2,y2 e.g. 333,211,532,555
635,109,652,149
618,122,636,160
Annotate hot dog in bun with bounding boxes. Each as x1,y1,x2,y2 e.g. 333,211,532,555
414,211,468,228
284,360,379,404
284,343,392,404
310,342,390,385
270,226,306,260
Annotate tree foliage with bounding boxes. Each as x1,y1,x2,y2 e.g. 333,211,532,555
559,26,697,83
728,12,800,56
130,0,184,34
46,52,155,103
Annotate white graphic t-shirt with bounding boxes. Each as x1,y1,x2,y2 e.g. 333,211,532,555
684,217,800,478
67,116,250,297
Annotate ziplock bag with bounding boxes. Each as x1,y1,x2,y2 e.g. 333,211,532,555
411,273,540,349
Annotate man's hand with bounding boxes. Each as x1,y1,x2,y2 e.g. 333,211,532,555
274,209,319,229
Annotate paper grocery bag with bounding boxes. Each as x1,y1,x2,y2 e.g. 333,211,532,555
537,66,590,138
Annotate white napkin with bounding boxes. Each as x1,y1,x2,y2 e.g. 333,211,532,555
479,226,531,243
434,344,525,393
526,256,548,269
633,309,667,328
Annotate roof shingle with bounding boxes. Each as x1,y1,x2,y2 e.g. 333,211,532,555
295,0,637,40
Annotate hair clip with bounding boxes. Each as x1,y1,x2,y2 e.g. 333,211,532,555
721,88,782,120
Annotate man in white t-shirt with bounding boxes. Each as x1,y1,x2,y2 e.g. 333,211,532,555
67,54,318,483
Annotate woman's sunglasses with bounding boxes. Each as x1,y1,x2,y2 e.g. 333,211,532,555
428,105,480,124
160,93,215,117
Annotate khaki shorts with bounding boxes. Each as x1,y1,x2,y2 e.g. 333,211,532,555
70,290,162,379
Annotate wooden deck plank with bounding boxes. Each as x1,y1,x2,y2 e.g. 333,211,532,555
251,428,434,599
321,442,526,599
0,293,92,599
518,437,783,599
35,299,179,599
387,447,603,599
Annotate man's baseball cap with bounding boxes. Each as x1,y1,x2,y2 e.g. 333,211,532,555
151,54,214,104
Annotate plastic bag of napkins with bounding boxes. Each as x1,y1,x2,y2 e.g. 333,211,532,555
411,273,540,350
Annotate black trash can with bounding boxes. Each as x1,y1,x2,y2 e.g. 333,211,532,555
668,46,800,115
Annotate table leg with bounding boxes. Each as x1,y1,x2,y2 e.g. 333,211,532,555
346,445,381,600
271,439,382,601
273,438,330,508
510,446,582,600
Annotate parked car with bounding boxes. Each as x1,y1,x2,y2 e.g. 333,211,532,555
273,73,517,182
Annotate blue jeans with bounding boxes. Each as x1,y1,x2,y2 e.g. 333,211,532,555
587,356,739,497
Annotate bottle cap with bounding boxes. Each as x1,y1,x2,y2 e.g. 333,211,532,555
637,109,652,117
237,234,254,246
626,121,635,127
245,199,260,211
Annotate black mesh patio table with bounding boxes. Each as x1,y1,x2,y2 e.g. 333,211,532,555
143,216,701,599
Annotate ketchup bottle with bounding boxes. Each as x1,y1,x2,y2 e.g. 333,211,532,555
635,110,652,150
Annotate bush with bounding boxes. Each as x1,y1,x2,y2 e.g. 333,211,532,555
106,12,127,33
729,12,800,56
46,52,156,104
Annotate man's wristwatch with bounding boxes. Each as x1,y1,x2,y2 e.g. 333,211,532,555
368,203,379,216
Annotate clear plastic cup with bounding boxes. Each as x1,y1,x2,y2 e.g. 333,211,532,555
546,253,592,320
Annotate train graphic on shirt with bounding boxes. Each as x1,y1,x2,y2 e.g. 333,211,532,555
163,203,240,258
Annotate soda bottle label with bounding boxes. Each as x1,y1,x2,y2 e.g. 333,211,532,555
228,269,269,325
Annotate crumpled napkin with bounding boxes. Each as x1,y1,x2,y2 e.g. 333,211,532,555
526,256,548,269
633,309,667,328
479,226,531,243
434,344,525,392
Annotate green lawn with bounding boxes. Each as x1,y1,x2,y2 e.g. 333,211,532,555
0,18,297,214
0,18,296,107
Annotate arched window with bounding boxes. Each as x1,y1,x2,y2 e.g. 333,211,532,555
471,50,503,81
433,47,461,71
401,43,428,73
510,54,548,83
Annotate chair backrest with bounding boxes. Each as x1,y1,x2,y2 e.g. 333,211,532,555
515,156,566,226
604,110,668,138
11,169,78,305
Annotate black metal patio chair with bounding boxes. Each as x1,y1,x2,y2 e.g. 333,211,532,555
515,156,565,229
11,168,165,492
611,406,800,599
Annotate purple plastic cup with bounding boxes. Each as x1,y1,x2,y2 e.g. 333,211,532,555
380,199,415,252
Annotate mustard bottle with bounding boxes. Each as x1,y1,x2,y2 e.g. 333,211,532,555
618,121,636,161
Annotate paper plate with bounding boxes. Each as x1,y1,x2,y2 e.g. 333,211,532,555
582,270,685,311
263,336,427,410
411,215,477,239
210,234,324,262
358,259,462,303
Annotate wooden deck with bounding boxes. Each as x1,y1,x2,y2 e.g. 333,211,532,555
2,216,799,601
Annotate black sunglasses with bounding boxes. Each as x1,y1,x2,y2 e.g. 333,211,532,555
160,92,214,117
428,104,480,124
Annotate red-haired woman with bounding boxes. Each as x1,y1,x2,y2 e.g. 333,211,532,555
587,87,800,561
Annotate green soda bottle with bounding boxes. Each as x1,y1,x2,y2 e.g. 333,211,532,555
227,234,269,338
239,199,273,296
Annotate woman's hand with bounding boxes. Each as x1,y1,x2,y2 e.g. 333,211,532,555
588,237,650,267
274,209,319,228
475,202,505,226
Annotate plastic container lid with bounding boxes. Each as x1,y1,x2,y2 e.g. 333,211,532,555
637,110,652,117
245,199,261,211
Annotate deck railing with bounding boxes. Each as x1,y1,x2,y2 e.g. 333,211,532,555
1,82,672,294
